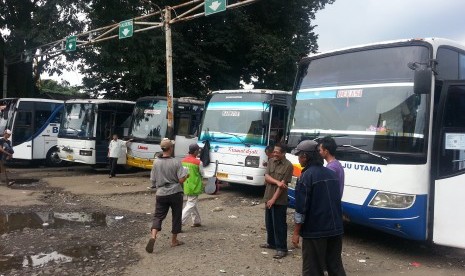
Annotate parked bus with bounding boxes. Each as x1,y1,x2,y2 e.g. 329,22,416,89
199,89,292,186
0,98,64,166
57,99,135,165
126,96,204,169
286,38,465,248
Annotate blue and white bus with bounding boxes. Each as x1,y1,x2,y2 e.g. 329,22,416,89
56,99,135,165
286,38,465,248
199,89,292,186
0,98,64,166
126,96,204,169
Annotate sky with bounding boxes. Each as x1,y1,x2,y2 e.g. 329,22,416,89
44,0,465,86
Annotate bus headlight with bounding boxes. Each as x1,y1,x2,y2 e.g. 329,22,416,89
245,156,260,168
79,150,93,156
369,192,415,209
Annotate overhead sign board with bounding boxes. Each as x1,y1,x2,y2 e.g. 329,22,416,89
65,36,77,52
205,0,227,16
119,19,134,39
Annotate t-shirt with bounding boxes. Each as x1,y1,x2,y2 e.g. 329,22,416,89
326,159,345,198
263,157,293,205
151,156,188,196
108,139,127,158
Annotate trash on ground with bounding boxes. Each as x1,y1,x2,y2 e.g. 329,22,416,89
228,215,238,219
212,207,223,212
358,259,366,263
410,262,421,267
115,216,124,220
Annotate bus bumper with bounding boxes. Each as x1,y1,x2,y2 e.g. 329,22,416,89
203,163,265,186
126,155,154,170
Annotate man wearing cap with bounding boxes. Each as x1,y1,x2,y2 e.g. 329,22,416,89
146,138,189,253
261,143,293,259
181,143,204,227
291,140,346,276
0,129,14,186
107,134,132,178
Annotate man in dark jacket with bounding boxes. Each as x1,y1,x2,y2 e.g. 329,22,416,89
291,140,346,276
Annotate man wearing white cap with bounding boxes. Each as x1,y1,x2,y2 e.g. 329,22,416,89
291,140,346,276
0,129,14,186
146,138,188,253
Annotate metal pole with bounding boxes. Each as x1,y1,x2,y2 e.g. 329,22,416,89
165,7,174,139
2,57,7,98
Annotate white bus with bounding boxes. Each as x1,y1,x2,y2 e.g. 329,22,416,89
57,99,135,165
286,38,465,248
0,98,64,166
199,89,292,186
126,96,204,169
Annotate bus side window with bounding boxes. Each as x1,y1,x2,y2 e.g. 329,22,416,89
439,85,465,177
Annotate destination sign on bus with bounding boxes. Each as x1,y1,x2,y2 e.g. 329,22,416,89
144,110,162,115
337,89,363,98
222,111,240,117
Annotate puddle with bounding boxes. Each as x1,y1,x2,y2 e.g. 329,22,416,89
0,211,122,234
8,178,41,187
0,245,100,271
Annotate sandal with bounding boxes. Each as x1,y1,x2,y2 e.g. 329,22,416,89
171,241,185,247
145,238,155,253
259,243,276,249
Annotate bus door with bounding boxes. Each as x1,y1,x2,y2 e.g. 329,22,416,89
174,112,199,158
12,102,34,160
32,103,54,159
433,81,465,249
95,111,114,164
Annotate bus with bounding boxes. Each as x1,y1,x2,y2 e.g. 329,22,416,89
286,38,465,248
199,89,292,186
0,98,64,166
57,99,135,165
126,96,204,169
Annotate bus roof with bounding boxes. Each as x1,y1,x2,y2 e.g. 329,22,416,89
64,99,135,104
135,96,204,105
210,89,291,95
305,37,465,61
0,98,63,103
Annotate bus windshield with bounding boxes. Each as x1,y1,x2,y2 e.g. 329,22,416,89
59,103,96,138
130,99,168,142
0,99,16,134
200,101,268,145
290,45,431,161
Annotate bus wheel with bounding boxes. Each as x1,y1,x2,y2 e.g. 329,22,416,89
46,147,63,167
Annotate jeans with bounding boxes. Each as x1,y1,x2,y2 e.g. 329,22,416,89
265,204,288,252
302,235,346,276
109,157,118,176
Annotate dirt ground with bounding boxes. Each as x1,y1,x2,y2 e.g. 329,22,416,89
1,165,465,276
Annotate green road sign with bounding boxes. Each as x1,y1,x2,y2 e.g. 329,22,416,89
205,0,227,16
65,36,77,52
119,19,134,39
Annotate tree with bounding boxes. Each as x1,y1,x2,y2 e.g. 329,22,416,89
0,0,88,94
80,0,333,99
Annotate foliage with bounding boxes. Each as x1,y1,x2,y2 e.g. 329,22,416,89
2,0,334,100
40,79,85,97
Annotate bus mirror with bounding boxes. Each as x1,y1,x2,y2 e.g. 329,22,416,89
413,67,432,94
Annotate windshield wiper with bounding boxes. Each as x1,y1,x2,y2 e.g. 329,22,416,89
340,144,389,161
215,131,251,147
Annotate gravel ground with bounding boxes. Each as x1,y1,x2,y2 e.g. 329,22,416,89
1,165,465,276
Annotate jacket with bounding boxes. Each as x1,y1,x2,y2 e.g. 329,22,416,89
295,165,344,238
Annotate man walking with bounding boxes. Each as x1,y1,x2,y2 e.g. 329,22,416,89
291,140,346,276
0,129,14,186
146,139,188,253
107,134,132,178
261,143,293,259
181,143,204,227
319,136,345,197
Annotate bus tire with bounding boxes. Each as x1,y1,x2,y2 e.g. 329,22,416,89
46,147,64,167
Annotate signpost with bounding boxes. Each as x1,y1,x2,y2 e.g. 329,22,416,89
65,36,77,52
205,0,227,16
119,19,134,39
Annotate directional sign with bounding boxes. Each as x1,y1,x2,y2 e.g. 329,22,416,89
65,36,77,52
205,0,227,16
119,19,134,39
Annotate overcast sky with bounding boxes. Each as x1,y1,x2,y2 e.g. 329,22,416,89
313,0,465,52
45,0,465,86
